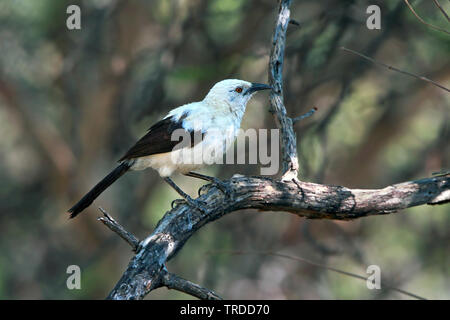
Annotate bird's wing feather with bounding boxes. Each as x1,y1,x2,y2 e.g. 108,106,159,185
118,114,204,162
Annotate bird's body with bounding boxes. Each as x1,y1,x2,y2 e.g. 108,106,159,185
68,79,271,218
129,100,241,176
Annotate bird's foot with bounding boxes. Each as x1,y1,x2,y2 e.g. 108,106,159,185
198,178,234,200
171,196,208,214
171,199,186,208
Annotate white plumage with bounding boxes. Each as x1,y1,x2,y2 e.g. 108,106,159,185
130,79,262,176
68,79,271,218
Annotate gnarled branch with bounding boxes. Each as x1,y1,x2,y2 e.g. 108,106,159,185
103,0,449,300
107,173,449,299
97,207,220,299
160,271,222,300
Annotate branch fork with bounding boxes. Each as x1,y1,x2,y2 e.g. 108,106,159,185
98,207,221,300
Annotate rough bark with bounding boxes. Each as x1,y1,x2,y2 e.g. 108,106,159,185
268,0,299,179
106,173,449,299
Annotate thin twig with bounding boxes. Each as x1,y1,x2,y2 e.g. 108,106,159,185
433,0,450,22
432,169,450,177
161,271,222,300
207,250,426,300
341,47,450,93
292,107,317,124
98,207,140,252
404,0,450,35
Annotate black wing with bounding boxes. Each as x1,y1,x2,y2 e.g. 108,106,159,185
118,114,204,162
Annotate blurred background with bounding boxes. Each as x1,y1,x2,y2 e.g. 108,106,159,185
0,0,448,299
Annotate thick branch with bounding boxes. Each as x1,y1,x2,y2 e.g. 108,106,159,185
98,207,221,300
292,107,317,124
107,173,449,299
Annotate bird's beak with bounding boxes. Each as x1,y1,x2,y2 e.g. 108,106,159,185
244,83,272,95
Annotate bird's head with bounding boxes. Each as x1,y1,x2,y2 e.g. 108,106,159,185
203,79,271,113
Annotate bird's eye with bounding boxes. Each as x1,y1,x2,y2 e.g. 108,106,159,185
235,87,243,93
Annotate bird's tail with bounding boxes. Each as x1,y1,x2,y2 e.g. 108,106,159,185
68,162,131,218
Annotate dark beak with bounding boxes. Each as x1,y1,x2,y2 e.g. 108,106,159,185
244,83,272,95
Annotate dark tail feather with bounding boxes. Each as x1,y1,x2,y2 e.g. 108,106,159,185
68,162,130,218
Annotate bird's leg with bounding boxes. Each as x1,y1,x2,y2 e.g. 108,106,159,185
164,177,208,213
184,171,233,199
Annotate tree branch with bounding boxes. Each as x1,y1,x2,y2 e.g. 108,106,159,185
292,107,317,124
107,173,449,299
268,0,299,180
104,1,450,300
341,47,450,93
433,0,450,23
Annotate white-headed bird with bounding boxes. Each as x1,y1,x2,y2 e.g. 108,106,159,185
68,79,271,218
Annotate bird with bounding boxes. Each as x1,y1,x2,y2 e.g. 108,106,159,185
68,79,271,218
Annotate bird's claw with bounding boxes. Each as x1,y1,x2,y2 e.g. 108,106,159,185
198,184,213,196
186,196,208,214
172,196,208,214
171,199,186,209
208,178,233,200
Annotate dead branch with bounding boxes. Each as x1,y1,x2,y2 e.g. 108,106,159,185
292,107,317,124
97,207,140,252
341,47,450,93
103,1,450,300
268,0,299,180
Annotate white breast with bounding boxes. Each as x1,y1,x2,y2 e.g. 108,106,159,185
131,98,244,177
131,128,237,177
